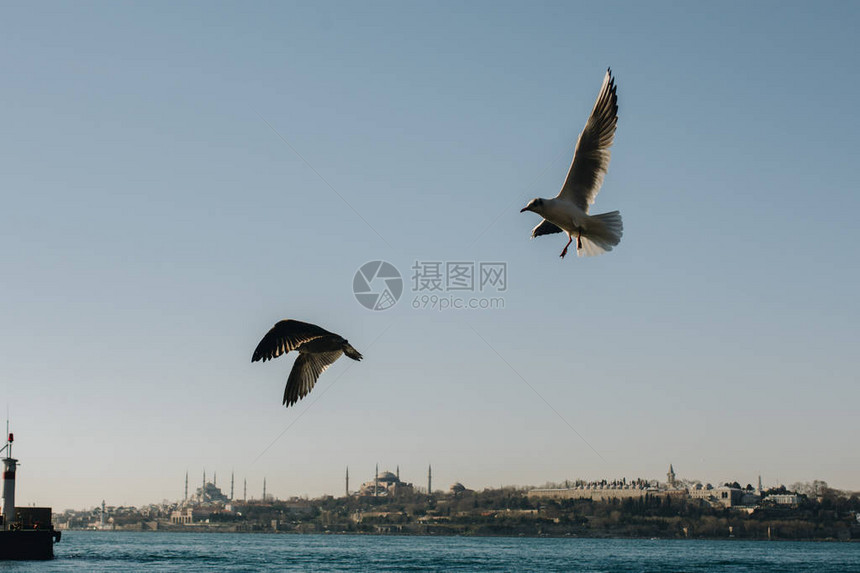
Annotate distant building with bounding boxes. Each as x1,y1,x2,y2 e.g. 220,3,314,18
528,484,658,502
740,489,762,507
169,507,211,524
529,473,668,502
189,481,229,505
689,485,744,508
529,466,767,508
763,493,802,506
449,482,473,496
358,469,413,497
176,472,230,516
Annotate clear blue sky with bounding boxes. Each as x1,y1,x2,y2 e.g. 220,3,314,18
1,1,858,510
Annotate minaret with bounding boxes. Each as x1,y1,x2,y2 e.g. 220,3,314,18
262,478,267,501
345,467,349,497
428,464,432,495
100,500,106,529
396,465,400,481
374,464,379,498
214,472,217,488
184,471,188,502
667,464,676,488
203,469,206,487
756,475,762,496
230,471,235,501
243,478,247,501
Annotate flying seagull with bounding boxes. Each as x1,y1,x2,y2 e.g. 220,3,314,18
521,68,623,258
251,319,363,407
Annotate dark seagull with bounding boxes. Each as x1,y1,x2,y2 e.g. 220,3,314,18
251,319,363,407
521,68,623,258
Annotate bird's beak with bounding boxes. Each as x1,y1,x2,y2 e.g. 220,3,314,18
520,206,530,213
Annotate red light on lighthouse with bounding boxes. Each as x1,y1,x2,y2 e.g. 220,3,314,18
7,433,12,443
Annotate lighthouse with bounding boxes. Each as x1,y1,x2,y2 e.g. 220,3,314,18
1,432,16,530
0,427,61,560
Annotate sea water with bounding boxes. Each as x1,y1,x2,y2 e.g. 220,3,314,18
3,532,858,572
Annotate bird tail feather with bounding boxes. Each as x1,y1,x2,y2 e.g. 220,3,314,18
579,211,623,257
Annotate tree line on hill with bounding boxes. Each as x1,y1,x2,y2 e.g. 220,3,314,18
200,481,859,540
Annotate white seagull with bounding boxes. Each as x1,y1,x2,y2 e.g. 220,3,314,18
252,319,363,407
521,68,623,258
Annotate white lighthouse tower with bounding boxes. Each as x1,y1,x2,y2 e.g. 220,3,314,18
1,430,17,530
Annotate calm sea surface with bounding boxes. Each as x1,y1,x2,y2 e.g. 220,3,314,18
2,532,858,572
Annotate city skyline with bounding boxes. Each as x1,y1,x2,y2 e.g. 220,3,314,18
51,462,842,513
2,1,859,511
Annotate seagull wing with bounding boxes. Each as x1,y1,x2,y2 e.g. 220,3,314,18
251,319,335,362
283,350,344,407
557,69,618,212
343,343,363,361
531,219,563,238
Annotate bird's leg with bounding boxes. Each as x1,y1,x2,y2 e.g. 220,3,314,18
560,234,573,259
577,231,583,250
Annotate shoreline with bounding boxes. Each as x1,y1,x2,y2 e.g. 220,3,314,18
57,528,858,543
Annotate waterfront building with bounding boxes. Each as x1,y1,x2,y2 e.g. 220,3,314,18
169,507,212,525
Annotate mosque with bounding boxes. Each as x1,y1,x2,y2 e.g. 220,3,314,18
355,465,415,497
180,470,232,505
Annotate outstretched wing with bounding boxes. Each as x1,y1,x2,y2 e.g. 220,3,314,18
343,342,363,361
283,350,343,407
557,69,618,212
251,319,335,362
531,219,563,238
